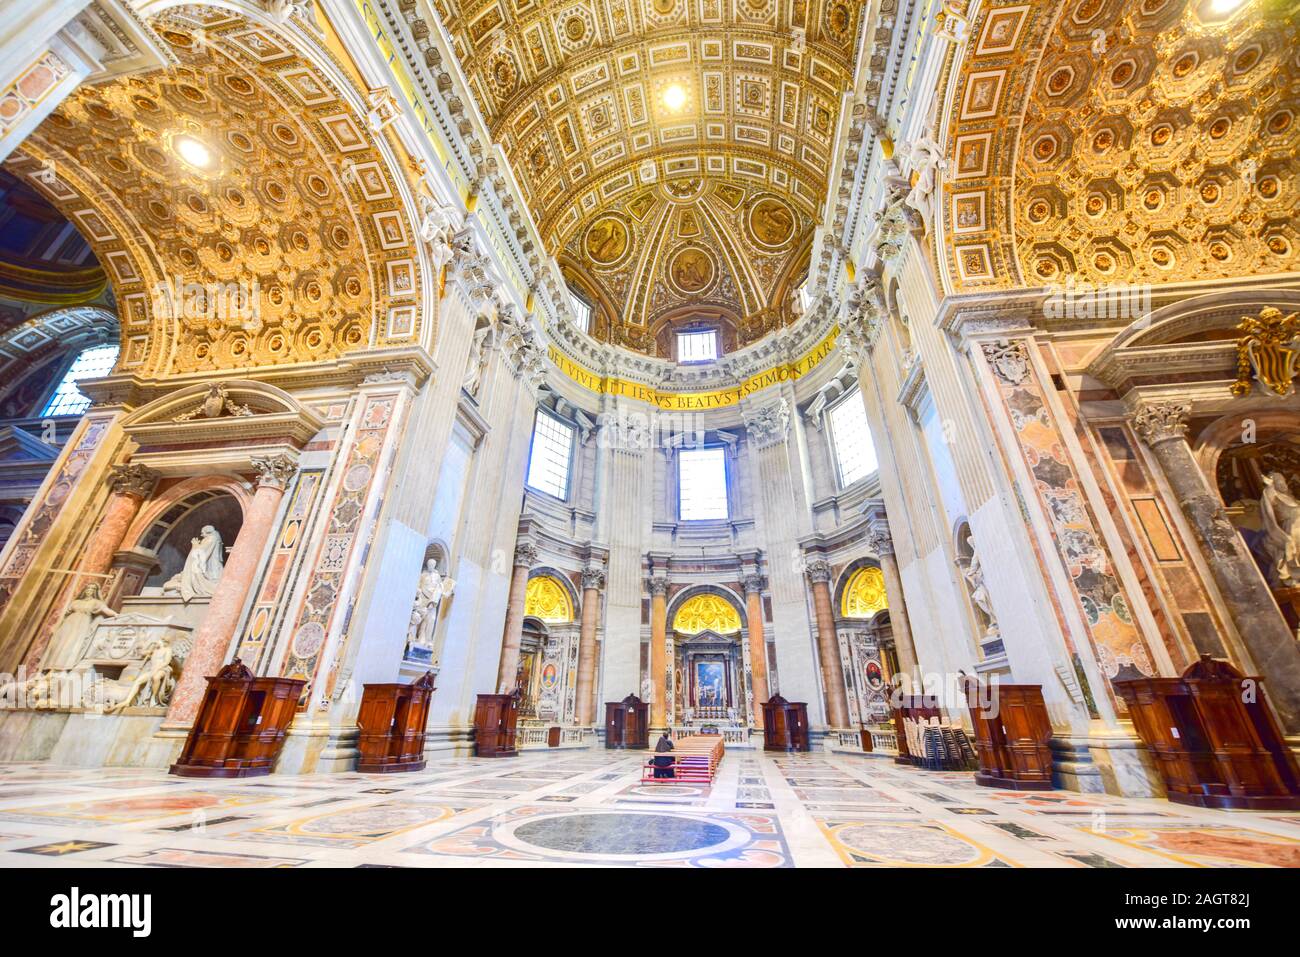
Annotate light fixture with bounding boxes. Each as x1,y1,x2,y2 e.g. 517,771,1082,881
174,135,212,169
662,83,687,112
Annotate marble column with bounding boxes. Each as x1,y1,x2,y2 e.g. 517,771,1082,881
649,576,669,729
494,542,537,694
1130,400,1300,731
868,528,918,675
164,454,296,727
575,564,605,726
79,464,161,581
805,558,850,728
742,573,769,728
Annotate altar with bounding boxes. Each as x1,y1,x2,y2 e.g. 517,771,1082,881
672,630,744,726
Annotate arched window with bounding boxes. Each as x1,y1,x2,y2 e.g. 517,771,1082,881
41,344,119,416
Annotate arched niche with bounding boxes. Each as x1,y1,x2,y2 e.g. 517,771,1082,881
666,586,747,725
140,491,244,591
523,570,579,623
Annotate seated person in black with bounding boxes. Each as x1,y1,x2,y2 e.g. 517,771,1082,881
651,731,675,778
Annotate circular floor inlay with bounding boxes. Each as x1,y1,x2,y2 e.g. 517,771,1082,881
514,813,728,855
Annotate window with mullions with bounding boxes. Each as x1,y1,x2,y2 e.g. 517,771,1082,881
827,389,878,487
525,408,576,500
571,294,592,334
41,344,119,417
678,446,729,520
677,329,718,363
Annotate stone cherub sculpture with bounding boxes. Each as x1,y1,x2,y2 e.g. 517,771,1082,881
162,525,225,602
42,582,117,672
1260,471,1300,584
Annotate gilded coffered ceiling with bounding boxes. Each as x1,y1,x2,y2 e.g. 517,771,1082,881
431,0,863,354
6,5,422,377
943,0,1299,290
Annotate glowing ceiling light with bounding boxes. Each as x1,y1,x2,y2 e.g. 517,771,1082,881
662,83,687,112
1208,0,1245,12
174,135,212,169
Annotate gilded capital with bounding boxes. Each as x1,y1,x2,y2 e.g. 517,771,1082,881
107,463,160,499
251,453,297,490
1129,400,1191,448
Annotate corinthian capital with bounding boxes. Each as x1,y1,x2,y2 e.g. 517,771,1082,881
251,453,297,490
741,573,765,595
1128,400,1191,448
866,527,894,556
648,576,670,597
743,398,791,449
513,542,539,568
107,463,160,499
803,557,833,584
581,565,606,591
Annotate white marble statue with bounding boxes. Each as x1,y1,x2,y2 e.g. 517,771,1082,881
406,560,455,657
961,535,998,637
1260,471,1300,584
102,636,181,713
42,583,117,672
900,135,946,229
162,526,225,602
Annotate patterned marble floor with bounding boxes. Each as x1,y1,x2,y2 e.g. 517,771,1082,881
1,749,1298,868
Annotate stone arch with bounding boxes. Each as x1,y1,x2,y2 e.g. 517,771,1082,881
833,558,887,622
7,0,431,378
524,568,579,623
667,584,747,635
0,306,119,417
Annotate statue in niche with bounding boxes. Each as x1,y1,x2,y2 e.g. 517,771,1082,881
462,325,493,396
961,535,999,638
1260,471,1300,584
405,559,455,662
43,582,118,672
162,525,225,603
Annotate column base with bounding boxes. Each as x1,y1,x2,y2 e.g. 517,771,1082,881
1051,728,1166,798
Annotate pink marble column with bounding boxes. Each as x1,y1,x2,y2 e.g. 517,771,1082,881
82,464,160,579
163,454,295,727
806,558,850,728
31,464,158,669
495,542,537,694
742,574,769,729
649,577,669,730
575,565,605,726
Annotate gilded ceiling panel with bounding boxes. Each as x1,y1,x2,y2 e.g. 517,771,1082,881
942,0,1299,291
432,0,861,354
5,7,422,377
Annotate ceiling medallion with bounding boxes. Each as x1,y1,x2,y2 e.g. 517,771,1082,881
667,246,717,295
582,214,631,268
746,196,796,250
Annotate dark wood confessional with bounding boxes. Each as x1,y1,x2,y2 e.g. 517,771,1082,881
762,695,810,752
605,694,649,749
355,671,436,772
965,682,1054,790
1116,655,1300,810
170,659,304,778
473,691,520,757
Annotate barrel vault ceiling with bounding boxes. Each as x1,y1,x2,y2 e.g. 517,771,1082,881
430,0,864,355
